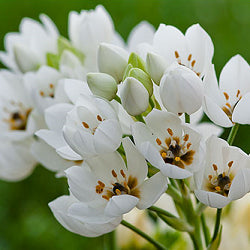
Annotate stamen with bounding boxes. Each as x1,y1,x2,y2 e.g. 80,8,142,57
226,103,231,108
223,92,229,100
112,170,117,178
174,51,180,58
228,161,233,168
183,134,189,141
98,181,105,187
40,91,44,96
156,138,162,145
175,156,181,161
191,60,196,67
236,89,240,98
187,143,192,149
120,169,126,179
161,152,167,158
97,115,102,121
82,122,89,129
215,186,221,191
208,175,213,181
115,189,121,195
222,172,226,177
196,72,201,77
102,195,109,201
187,54,192,61
167,128,173,136
49,83,54,89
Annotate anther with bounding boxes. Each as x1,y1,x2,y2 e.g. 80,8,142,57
223,92,229,100
213,164,218,171
112,170,117,178
97,115,102,121
82,122,89,129
115,189,121,195
191,60,196,67
175,156,181,161
196,72,201,77
156,138,162,145
228,161,233,168
49,83,54,89
167,128,173,136
187,143,192,149
102,195,109,201
183,134,189,141
98,181,105,187
40,91,44,96
236,89,240,98
120,169,126,178
174,51,180,58
215,186,221,191
208,175,213,181
161,152,167,158
226,103,231,108
187,54,192,61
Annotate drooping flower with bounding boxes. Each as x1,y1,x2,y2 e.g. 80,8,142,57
65,138,168,219
203,55,250,127
194,135,250,208
0,15,58,73
49,194,122,237
132,109,203,179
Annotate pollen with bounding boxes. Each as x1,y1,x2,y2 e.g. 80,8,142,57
175,156,181,161
167,128,173,136
161,152,167,158
115,189,121,195
102,195,109,201
187,54,192,61
49,83,54,89
82,122,89,129
112,170,117,178
191,60,196,67
98,181,105,187
183,134,189,141
156,138,162,145
223,92,229,100
40,91,44,96
208,175,213,180
120,169,126,178
96,185,104,194
215,186,221,191
213,164,218,171
97,115,102,121
228,161,233,168
236,89,240,98
174,51,180,58
226,103,231,108
187,143,192,149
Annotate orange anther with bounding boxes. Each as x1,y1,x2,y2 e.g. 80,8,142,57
228,161,233,168
102,195,109,201
183,134,189,141
208,175,213,180
187,143,192,149
40,91,44,96
174,51,180,58
187,54,192,61
120,169,126,178
161,152,167,158
215,186,221,191
236,89,240,98
49,83,54,89
156,138,162,145
213,164,218,171
82,122,89,129
98,181,105,187
226,103,231,108
97,115,102,121
191,60,196,67
167,128,173,136
112,170,117,178
223,92,229,100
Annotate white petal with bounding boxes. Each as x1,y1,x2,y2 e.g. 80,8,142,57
94,119,122,154
194,190,230,208
122,137,147,185
195,122,223,140
136,172,168,209
56,146,82,161
232,92,250,124
104,195,139,217
160,163,193,179
203,95,233,127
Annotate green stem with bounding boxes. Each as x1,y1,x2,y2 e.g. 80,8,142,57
148,206,176,218
211,208,222,242
227,123,240,146
185,113,190,123
120,220,167,250
201,213,210,247
149,97,155,109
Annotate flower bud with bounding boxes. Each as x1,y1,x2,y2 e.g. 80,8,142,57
120,77,149,116
128,68,153,96
160,63,203,115
128,52,147,72
87,72,117,101
98,43,128,82
146,52,167,85
13,44,39,73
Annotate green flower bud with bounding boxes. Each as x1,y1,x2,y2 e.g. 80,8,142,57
87,72,118,101
128,52,147,72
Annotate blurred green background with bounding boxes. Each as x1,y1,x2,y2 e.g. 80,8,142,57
0,0,249,249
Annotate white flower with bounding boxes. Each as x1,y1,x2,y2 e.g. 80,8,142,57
132,109,203,179
0,138,36,181
0,70,38,140
194,135,250,208
203,55,250,127
120,77,149,116
68,5,123,72
65,138,168,219
49,194,122,237
0,14,58,73
143,23,214,78
160,63,204,115
63,94,122,158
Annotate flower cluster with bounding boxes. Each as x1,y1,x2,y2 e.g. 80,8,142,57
0,5,249,248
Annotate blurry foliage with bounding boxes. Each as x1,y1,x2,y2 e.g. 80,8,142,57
0,0,249,249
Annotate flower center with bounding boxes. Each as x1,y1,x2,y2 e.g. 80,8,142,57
174,51,201,77
3,101,32,130
39,83,55,98
156,128,195,169
222,90,242,122
206,161,234,196
95,169,140,201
